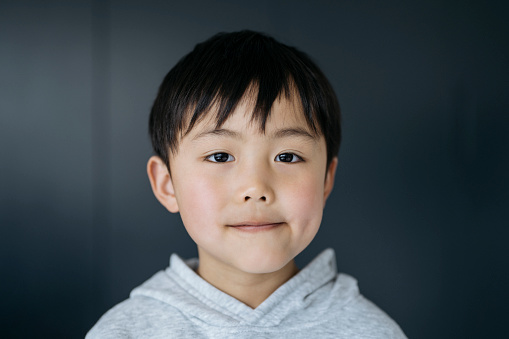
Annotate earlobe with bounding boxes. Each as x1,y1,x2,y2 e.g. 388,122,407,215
323,157,338,204
147,156,180,213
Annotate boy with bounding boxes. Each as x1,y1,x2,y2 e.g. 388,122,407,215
87,30,406,338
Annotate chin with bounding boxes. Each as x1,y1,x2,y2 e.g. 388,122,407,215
232,249,296,274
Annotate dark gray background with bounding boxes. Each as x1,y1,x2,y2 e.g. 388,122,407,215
1,0,508,338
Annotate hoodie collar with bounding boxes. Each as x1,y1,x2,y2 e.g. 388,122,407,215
131,248,340,327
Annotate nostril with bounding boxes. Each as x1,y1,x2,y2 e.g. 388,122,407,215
244,195,267,202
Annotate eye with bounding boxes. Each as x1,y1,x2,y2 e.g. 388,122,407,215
206,152,235,163
275,153,302,163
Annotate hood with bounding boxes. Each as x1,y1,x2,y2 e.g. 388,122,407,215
130,248,359,328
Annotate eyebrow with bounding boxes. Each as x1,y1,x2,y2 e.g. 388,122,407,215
272,127,316,140
192,128,242,141
192,127,317,142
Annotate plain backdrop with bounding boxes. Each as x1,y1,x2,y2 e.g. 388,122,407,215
1,0,508,338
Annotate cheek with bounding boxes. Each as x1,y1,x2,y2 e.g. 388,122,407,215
285,173,325,230
176,173,226,236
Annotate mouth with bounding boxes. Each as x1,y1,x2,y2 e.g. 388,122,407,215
227,221,285,232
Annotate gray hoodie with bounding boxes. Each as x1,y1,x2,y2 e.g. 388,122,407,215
86,249,407,338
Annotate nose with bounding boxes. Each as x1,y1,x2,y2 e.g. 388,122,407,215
237,161,275,204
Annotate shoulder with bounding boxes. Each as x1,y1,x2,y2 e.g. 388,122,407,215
86,294,190,338
326,274,407,338
341,293,407,338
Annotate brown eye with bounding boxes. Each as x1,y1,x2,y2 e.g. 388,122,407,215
207,153,234,163
276,153,301,163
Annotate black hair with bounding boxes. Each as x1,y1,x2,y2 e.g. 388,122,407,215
149,30,341,168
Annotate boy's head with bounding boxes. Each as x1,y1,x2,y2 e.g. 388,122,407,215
149,30,341,171
147,30,341,275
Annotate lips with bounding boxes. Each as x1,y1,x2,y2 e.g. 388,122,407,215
229,221,283,227
227,221,284,231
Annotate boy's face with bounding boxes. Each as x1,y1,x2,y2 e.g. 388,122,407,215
148,94,337,275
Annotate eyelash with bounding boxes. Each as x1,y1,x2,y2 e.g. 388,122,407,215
205,152,303,163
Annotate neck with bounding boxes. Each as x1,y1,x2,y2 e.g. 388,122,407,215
195,249,299,309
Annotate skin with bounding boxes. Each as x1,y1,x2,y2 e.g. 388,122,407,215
147,93,338,309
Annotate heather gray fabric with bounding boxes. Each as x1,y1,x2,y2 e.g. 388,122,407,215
86,249,407,338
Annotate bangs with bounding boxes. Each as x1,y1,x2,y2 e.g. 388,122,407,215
183,77,315,138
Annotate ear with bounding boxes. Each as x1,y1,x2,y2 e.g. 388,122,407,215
147,156,179,213
323,157,338,204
